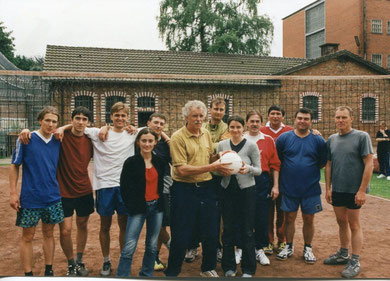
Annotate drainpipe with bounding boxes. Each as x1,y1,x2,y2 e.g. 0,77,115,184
363,0,367,60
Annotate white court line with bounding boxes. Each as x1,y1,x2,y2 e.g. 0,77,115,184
367,193,390,202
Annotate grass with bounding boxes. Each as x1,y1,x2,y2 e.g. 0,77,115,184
320,169,390,200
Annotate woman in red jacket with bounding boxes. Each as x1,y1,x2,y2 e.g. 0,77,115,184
116,128,165,277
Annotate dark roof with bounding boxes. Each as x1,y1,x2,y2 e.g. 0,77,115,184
277,50,390,75
44,45,308,76
0,51,19,70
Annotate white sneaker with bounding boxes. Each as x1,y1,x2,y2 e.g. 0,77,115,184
235,248,242,264
377,174,386,179
242,273,253,278
303,246,316,264
185,248,199,262
387,176,390,180
256,249,270,265
200,270,219,277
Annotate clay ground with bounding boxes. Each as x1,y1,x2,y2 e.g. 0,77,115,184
1,164,390,278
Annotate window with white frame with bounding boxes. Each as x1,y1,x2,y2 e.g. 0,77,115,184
387,21,390,34
371,19,382,33
136,95,156,127
387,55,390,69
300,92,322,122
372,54,382,66
361,96,377,122
305,2,325,59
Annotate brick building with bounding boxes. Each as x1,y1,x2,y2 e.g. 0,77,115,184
42,45,389,145
283,0,390,69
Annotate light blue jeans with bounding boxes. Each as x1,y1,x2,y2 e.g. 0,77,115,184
116,201,163,277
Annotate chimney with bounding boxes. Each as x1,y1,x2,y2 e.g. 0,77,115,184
320,43,340,56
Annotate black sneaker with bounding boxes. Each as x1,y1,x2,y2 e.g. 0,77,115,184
66,264,77,277
76,262,89,276
100,261,112,276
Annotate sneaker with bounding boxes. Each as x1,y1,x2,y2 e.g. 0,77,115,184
277,242,286,253
377,174,386,179
276,244,294,260
303,246,316,264
256,249,270,265
235,248,242,264
66,264,77,276
217,248,223,263
387,176,390,181
224,270,236,277
341,260,360,278
76,263,88,276
200,270,219,277
324,251,349,265
154,260,165,271
100,261,112,276
44,270,54,276
263,243,274,255
185,248,199,262
242,273,253,278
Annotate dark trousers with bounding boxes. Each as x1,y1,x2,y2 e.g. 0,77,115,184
254,173,271,249
164,181,219,276
378,150,390,176
221,183,256,275
268,182,286,244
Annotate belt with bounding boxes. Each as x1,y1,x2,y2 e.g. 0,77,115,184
178,180,212,188
146,199,158,206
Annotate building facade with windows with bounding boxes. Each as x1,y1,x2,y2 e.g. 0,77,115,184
43,45,389,144
283,0,390,69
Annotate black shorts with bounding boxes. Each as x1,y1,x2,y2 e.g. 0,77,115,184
62,193,95,218
332,191,361,209
162,193,171,227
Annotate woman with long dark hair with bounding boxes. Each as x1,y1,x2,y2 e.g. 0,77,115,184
217,115,261,277
116,128,165,277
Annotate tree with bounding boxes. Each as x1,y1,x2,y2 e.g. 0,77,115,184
157,0,274,55
0,21,43,71
0,21,15,61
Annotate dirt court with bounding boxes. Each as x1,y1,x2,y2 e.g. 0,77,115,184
1,164,390,278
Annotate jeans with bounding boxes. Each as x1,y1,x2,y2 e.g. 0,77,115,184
164,181,219,276
116,201,163,277
221,182,256,275
254,173,271,249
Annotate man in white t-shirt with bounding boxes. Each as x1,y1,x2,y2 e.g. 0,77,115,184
58,102,136,276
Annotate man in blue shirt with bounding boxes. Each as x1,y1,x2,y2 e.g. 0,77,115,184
275,108,327,264
9,106,64,276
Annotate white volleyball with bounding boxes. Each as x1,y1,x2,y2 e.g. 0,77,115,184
220,152,242,174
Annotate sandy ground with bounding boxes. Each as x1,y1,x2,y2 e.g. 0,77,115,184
1,164,390,278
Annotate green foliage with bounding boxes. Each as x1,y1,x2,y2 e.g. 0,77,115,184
0,21,15,61
157,0,274,55
320,169,390,200
0,21,43,71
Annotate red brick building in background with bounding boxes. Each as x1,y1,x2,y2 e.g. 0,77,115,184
283,0,390,69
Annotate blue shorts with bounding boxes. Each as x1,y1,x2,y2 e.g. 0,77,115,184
16,201,65,228
95,186,128,216
281,194,322,214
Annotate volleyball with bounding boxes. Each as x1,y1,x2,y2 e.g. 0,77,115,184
220,152,243,174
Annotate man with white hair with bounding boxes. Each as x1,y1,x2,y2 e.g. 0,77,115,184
164,100,232,277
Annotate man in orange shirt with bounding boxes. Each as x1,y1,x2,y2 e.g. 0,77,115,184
260,105,293,255
244,110,281,265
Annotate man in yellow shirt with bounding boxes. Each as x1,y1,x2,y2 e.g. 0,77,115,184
164,100,231,277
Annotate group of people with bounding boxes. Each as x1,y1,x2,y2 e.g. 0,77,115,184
9,97,373,279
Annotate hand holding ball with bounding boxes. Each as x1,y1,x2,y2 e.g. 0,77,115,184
220,152,243,174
